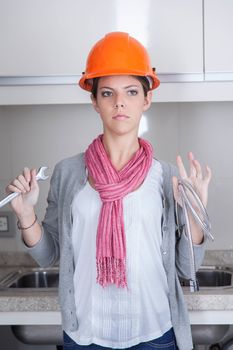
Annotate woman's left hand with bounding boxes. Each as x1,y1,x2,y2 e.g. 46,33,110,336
172,152,212,208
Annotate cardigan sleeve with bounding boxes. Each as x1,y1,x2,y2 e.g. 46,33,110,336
175,229,207,279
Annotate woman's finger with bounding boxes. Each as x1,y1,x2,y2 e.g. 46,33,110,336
176,155,187,179
204,165,212,184
6,184,22,194
11,178,27,193
193,159,203,179
18,174,30,192
188,152,197,178
23,167,31,185
30,169,38,189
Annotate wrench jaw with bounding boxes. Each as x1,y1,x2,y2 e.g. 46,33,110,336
36,167,49,181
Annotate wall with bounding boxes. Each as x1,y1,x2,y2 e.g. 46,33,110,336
0,102,232,250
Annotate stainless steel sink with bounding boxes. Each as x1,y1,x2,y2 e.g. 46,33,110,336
0,267,59,290
11,325,63,345
191,324,230,345
1,265,232,290
180,265,233,288
11,324,230,346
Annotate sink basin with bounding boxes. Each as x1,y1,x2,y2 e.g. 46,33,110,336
180,266,233,288
11,324,229,346
191,324,230,345
11,325,63,345
196,268,232,287
0,267,59,290
1,265,232,290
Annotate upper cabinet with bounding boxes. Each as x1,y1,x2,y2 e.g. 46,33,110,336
0,0,89,76
0,0,233,104
204,0,233,80
0,0,203,78
147,0,203,82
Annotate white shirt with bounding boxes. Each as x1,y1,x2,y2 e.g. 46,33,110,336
67,159,172,348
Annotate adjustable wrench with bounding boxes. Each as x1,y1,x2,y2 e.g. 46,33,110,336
0,166,49,209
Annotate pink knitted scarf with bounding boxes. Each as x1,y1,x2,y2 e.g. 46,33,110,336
85,135,153,288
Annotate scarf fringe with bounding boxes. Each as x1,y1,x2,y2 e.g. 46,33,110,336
96,257,127,288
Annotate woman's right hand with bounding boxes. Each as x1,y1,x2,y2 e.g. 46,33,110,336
5,167,39,218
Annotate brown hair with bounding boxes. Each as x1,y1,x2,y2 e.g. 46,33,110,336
91,76,150,99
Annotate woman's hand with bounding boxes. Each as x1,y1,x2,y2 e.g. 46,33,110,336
5,167,39,219
172,152,212,208
172,152,212,244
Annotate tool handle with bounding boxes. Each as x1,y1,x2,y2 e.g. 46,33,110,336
0,192,19,208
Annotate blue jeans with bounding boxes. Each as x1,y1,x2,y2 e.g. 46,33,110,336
63,328,178,350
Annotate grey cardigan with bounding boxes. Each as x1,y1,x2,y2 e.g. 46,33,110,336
26,154,206,350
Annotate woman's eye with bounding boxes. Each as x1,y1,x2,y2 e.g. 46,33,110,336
127,90,138,96
101,91,112,97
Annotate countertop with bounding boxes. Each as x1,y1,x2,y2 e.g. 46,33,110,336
0,251,233,325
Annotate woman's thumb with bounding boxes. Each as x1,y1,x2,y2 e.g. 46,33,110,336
30,169,38,189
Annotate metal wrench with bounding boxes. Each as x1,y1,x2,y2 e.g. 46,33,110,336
0,166,49,209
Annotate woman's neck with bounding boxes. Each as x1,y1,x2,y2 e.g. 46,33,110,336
102,133,140,171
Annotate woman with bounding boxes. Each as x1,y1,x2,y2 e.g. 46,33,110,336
6,32,211,350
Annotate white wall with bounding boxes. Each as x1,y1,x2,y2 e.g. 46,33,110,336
0,102,232,250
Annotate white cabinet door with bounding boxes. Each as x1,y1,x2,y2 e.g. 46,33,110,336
0,0,122,76
0,0,113,76
147,0,203,77
204,0,233,78
0,0,203,80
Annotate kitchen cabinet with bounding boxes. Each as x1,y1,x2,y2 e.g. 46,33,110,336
149,0,203,81
1,0,233,104
204,0,233,81
0,0,203,78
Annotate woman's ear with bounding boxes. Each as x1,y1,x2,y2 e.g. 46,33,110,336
143,90,152,112
91,94,100,113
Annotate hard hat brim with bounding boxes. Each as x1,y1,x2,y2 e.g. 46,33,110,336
79,71,160,92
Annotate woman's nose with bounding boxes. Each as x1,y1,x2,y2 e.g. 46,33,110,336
114,103,125,109
113,93,126,109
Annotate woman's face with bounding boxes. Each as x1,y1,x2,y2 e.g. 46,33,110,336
91,75,152,137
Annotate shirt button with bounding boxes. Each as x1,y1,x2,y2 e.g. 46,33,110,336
162,251,167,255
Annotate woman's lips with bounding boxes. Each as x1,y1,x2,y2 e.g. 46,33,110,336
113,114,130,120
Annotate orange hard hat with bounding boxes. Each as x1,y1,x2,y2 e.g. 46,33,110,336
79,32,160,91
